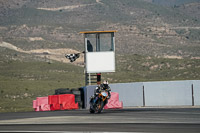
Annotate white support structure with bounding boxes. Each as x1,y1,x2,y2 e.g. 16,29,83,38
80,30,117,85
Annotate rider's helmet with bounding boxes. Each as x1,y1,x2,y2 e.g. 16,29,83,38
102,80,109,89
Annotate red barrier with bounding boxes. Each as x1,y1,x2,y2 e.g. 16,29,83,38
35,97,50,111
48,95,60,111
48,94,78,111
59,94,78,110
104,92,123,109
33,94,79,111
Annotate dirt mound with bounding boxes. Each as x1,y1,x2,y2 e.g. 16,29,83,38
0,41,84,66
37,3,95,11
0,41,24,52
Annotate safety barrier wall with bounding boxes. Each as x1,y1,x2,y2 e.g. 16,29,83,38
84,80,200,108
85,85,96,109
143,81,192,106
109,83,143,107
193,80,200,105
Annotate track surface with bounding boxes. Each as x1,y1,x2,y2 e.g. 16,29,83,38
0,108,200,132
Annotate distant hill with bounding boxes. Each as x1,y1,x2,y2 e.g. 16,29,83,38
151,0,200,6
0,0,200,57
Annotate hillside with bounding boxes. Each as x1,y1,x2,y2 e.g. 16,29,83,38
0,0,200,112
0,0,200,56
1,50,200,112
151,0,200,6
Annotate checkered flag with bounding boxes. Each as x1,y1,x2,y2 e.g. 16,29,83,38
65,53,80,62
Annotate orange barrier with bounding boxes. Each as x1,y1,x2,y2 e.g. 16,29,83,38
59,94,78,110
104,92,123,109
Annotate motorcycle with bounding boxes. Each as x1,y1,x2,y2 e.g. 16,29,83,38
89,90,109,113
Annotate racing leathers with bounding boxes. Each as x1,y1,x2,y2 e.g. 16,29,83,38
93,83,111,99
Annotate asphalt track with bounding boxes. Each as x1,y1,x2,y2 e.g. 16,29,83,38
0,108,200,133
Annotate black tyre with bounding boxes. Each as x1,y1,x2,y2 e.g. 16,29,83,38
55,88,71,95
78,102,83,109
79,87,85,108
71,90,81,95
89,107,95,113
75,96,81,102
71,89,81,101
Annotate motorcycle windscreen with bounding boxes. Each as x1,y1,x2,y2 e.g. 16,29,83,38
86,52,115,73
101,92,108,97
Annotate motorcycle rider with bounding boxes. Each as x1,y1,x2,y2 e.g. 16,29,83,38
89,80,111,113
92,80,111,101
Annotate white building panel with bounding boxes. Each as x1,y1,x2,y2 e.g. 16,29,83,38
86,52,115,73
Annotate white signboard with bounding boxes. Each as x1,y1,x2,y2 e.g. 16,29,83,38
86,52,115,73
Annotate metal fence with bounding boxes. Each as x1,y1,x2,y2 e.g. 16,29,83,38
83,80,200,108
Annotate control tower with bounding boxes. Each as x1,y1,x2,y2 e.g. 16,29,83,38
80,31,117,85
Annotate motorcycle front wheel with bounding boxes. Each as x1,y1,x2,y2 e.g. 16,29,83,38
89,106,95,113
97,100,104,113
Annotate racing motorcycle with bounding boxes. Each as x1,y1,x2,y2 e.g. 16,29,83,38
89,90,109,113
